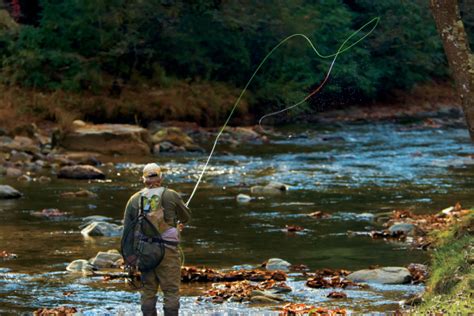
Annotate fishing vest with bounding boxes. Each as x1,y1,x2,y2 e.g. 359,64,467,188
121,187,178,272
140,187,173,234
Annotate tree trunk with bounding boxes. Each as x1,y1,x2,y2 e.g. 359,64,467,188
430,0,474,140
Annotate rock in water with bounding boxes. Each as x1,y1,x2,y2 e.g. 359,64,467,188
388,223,421,236
251,182,289,195
58,165,105,180
347,267,412,284
265,258,292,271
236,194,252,203
81,222,123,237
58,123,150,155
90,250,123,268
60,190,98,198
66,259,93,273
151,127,204,152
5,167,22,178
0,185,22,199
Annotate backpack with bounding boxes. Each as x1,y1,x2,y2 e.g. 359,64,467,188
121,188,175,272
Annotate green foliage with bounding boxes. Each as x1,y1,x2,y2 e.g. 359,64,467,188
0,0,448,123
415,213,473,314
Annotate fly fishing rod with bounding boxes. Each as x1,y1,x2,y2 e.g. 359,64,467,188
185,17,380,207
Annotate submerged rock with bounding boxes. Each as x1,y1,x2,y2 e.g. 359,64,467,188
82,215,112,223
79,215,112,229
58,123,151,155
249,290,283,303
32,208,67,217
58,165,105,180
265,258,291,271
17,174,32,182
151,127,204,153
37,176,51,183
60,189,98,198
5,167,22,178
251,182,288,195
1,136,40,153
388,222,421,236
9,151,33,163
66,259,94,273
90,250,123,268
236,194,252,203
356,213,375,221
63,152,102,166
0,185,22,199
347,267,412,284
81,221,123,237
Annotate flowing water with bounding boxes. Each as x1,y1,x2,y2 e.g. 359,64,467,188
1,120,473,315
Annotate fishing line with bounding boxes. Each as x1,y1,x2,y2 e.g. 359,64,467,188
185,17,380,207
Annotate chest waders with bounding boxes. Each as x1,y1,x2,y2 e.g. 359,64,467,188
121,188,179,275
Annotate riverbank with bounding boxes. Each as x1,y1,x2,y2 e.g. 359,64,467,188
413,211,473,314
0,81,461,132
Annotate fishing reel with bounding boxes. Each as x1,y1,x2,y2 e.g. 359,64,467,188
124,264,143,288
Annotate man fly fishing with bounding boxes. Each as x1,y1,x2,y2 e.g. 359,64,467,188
121,163,191,316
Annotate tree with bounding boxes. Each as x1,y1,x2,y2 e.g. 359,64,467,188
430,0,474,140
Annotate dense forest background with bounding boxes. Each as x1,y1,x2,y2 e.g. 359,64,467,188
0,0,473,126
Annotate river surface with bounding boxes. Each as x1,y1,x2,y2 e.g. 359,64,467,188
1,121,473,315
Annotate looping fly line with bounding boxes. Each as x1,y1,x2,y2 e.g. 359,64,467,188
185,17,380,207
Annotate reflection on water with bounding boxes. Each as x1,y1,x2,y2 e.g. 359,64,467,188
0,122,473,314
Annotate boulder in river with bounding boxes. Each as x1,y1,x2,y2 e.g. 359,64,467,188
346,267,412,284
79,215,112,229
60,189,98,198
388,222,421,236
251,182,288,195
0,185,22,199
5,167,22,178
37,176,51,183
66,259,94,273
236,194,252,203
249,290,284,303
265,258,292,271
58,165,105,180
0,136,40,153
63,152,102,166
9,150,33,163
151,127,204,153
90,250,123,268
81,221,123,237
58,123,151,155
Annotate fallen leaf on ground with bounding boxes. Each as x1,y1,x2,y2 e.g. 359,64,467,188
369,205,472,249
201,279,291,303
407,263,429,284
34,307,78,316
306,275,357,289
305,268,358,289
279,303,346,315
181,266,287,283
290,264,310,272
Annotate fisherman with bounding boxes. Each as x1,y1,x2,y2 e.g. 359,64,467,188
121,163,191,316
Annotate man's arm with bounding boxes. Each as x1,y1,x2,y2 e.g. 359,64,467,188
122,192,140,241
163,189,191,224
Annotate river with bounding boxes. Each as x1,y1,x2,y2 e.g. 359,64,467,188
1,120,473,314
